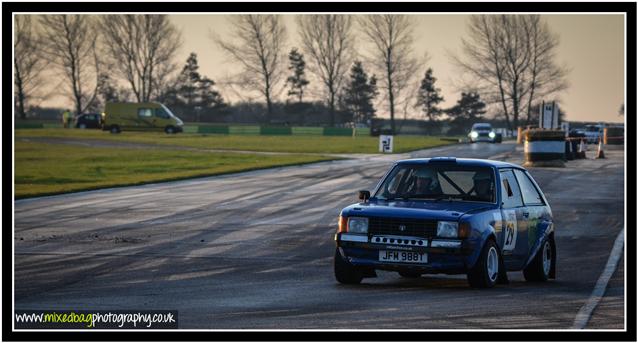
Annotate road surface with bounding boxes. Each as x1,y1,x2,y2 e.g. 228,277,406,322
14,141,624,329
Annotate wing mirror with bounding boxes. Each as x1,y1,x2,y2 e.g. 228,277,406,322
358,190,370,202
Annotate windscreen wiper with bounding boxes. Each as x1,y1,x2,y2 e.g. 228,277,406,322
430,195,464,202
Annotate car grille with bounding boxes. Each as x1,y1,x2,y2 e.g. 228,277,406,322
478,132,489,137
368,217,438,238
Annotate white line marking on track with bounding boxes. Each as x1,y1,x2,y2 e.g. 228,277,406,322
572,228,624,329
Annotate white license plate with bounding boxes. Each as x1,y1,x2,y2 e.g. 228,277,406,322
379,250,427,263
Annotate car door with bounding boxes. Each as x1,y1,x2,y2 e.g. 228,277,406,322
513,169,550,260
136,108,155,131
498,169,529,270
154,106,171,130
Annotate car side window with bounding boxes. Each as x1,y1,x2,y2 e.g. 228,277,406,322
500,170,523,208
513,169,544,206
138,108,153,118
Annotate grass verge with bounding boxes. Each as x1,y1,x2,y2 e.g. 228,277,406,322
15,129,459,154
14,141,335,199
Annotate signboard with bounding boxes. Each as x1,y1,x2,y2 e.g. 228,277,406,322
379,135,393,153
539,101,559,129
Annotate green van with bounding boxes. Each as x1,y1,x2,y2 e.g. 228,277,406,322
102,102,184,134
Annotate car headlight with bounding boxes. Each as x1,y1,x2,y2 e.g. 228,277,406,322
470,131,478,139
489,131,496,138
437,221,458,238
347,217,368,234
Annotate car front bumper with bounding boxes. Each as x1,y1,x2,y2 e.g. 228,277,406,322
335,233,470,274
470,137,495,143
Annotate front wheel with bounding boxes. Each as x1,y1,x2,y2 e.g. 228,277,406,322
334,248,363,284
467,239,500,288
109,125,121,134
524,238,554,282
165,126,175,134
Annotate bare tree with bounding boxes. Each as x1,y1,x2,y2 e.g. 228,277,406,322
100,15,182,103
297,15,354,126
359,15,422,134
452,15,569,130
212,15,287,122
14,15,49,119
39,15,100,115
522,15,569,125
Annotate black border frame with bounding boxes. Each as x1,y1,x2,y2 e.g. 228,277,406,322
3,2,636,341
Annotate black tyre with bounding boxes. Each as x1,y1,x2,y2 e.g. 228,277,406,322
79,123,87,129
165,126,175,134
334,248,363,284
523,238,553,282
109,125,120,134
398,271,421,278
467,239,500,288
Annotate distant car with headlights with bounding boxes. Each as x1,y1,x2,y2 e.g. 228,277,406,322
334,157,556,288
468,123,499,143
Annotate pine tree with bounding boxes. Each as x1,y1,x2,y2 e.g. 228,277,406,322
172,53,225,122
445,92,487,135
447,92,486,120
416,68,445,121
342,61,378,125
286,48,309,103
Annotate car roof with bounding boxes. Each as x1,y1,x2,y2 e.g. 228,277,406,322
395,157,523,170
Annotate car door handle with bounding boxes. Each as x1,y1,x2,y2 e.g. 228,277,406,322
522,212,529,218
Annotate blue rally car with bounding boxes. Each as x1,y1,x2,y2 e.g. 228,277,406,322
334,157,556,288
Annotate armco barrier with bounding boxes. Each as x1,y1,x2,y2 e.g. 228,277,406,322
292,127,323,135
228,126,260,135
182,125,198,134
260,126,292,135
197,125,229,134
323,127,352,136
523,129,565,167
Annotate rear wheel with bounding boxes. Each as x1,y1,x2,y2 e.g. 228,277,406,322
109,125,120,134
79,123,87,129
165,126,175,134
524,238,553,282
334,248,363,284
467,239,500,288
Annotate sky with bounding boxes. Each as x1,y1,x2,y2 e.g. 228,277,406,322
35,13,625,124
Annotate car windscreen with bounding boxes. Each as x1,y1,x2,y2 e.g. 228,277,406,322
472,125,492,130
374,164,496,203
160,104,177,118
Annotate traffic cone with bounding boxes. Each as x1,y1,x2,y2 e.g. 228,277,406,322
578,139,587,159
596,138,605,159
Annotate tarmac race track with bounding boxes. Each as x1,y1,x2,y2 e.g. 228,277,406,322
14,142,625,329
